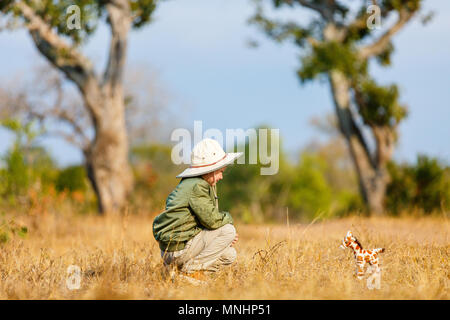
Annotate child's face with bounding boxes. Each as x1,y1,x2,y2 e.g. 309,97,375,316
202,167,226,186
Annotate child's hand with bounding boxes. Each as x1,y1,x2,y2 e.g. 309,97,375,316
231,233,239,246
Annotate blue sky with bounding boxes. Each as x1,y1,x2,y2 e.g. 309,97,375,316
0,0,449,167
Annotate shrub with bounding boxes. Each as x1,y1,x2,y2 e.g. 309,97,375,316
3,145,29,195
386,155,450,214
55,166,87,193
287,153,332,218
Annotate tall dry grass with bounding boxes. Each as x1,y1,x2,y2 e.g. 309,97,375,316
0,211,448,299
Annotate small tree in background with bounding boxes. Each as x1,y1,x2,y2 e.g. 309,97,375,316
386,155,450,214
287,153,332,217
250,0,426,214
218,126,286,223
1,119,39,196
0,119,57,204
0,0,159,214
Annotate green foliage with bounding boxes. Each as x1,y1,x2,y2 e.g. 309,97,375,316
249,9,310,47
298,42,367,83
0,118,58,201
219,148,281,223
383,0,422,12
219,156,261,212
250,0,423,124
0,212,28,244
0,144,58,202
132,144,179,175
56,166,87,192
356,79,408,127
2,130,444,220
282,148,364,219
414,156,450,212
219,129,362,222
344,7,372,43
287,153,332,217
217,127,288,222
386,155,450,214
334,190,365,216
129,0,157,28
1,0,159,44
386,161,415,214
3,144,29,195
250,0,423,214
1,118,41,145
1,119,37,196
375,42,395,67
220,144,364,222
0,0,14,11
252,0,423,47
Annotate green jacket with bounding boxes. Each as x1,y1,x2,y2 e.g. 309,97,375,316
152,177,233,252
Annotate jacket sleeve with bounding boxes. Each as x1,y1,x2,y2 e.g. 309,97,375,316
188,182,233,229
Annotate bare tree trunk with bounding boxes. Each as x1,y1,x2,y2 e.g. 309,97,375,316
328,70,389,215
84,93,133,214
13,0,135,214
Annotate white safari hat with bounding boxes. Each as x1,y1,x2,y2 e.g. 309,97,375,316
176,138,243,178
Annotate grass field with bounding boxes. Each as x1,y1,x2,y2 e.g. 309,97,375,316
0,212,448,299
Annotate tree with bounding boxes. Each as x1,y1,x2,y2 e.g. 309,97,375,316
250,0,425,214
386,155,450,214
1,0,158,214
0,118,56,199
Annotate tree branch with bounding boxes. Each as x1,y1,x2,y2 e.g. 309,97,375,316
296,0,333,21
1,65,93,153
358,9,415,60
15,2,93,87
13,1,102,119
29,106,91,151
329,71,375,169
43,129,89,152
102,0,132,91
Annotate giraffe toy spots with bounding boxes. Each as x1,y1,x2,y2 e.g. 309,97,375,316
340,230,385,289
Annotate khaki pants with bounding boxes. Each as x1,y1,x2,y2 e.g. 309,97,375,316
161,224,237,273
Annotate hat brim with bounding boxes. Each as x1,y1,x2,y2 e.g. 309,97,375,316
176,152,243,178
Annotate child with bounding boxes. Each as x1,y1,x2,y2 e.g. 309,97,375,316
153,138,242,277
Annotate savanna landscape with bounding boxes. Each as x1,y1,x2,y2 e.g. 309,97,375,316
1,0,449,301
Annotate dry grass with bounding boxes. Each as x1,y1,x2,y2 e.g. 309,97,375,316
0,212,448,299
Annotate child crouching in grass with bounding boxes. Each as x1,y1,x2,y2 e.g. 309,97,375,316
153,138,242,281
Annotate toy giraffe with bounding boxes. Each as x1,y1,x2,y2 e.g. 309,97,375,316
340,231,385,289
